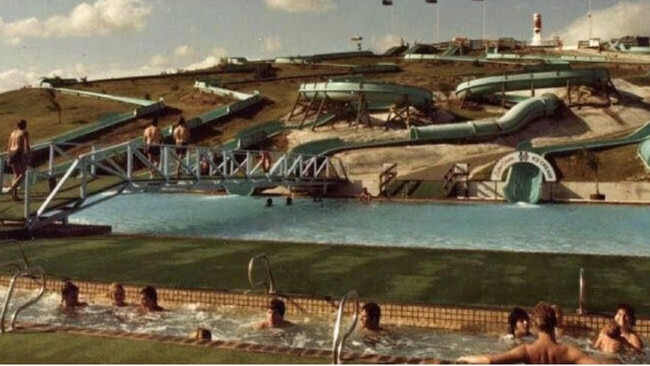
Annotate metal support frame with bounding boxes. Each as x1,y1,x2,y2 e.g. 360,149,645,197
6,141,348,231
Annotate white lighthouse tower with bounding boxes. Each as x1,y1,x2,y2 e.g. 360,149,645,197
531,13,542,46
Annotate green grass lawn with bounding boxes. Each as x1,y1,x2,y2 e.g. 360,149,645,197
2,235,649,315
0,331,327,364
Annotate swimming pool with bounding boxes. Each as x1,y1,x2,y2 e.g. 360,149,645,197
3,287,634,363
70,192,650,256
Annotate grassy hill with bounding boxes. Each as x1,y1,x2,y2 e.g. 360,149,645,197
2,54,650,184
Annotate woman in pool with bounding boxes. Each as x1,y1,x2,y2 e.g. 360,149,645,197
613,303,644,353
360,302,385,333
109,282,127,307
60,279,88,309
503,307,532,341
139,286,164,312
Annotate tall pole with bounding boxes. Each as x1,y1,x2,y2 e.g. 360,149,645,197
436,4,440,42
483,0,487,41
587,0,593,41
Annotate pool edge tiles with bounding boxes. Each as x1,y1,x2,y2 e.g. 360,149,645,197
2,275,642,339
8,322,435,364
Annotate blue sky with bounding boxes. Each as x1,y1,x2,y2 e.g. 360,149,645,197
0,0,647,93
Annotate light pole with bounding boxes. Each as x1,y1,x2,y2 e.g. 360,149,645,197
587,0,593,41
426,0,439,42
482,0,487,41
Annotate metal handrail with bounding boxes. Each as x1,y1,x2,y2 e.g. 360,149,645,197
332,290,359,364
1,266,46,334
247,253,275,294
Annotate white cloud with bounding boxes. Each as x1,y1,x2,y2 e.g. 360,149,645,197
0,0,152,44
148,54,169,68
261,36,283,53
372,34,403,54
559,2,647,46
264,0,335,13
174,45,195,58
185,48,229,70
0,69,40,92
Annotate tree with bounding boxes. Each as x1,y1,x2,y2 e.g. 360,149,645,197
580,148,603,199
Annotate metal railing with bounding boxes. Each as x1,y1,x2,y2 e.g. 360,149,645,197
247,253,276,295
332,290,359,364
0,266,46,334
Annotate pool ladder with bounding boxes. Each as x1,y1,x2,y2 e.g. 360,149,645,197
0,240,47,334
247,253,275,294
0,265,46,334
332,290,359,364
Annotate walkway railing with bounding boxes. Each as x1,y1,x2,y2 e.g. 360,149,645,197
3,140,348,230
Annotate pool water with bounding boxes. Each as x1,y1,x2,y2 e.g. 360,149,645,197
4,288,639,362
70,192,650,256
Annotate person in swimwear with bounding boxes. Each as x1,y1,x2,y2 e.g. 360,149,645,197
360,302,385,333
60,279,88,309
504,307,532,340
6,119,30,201
109,282,127,307
143,117,163,178
172,116,189,178
139,285,164,312
457,301,598,364
258,298,293,329
613,302,644,353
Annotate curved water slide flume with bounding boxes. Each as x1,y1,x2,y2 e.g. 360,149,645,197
410,68,616,204
453,68,613,98
298,80,434,109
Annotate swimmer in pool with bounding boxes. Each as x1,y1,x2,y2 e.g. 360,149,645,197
193,327,212,340
109,282,127,307
259,298,293,329
139,286,164,312
360,302,385,333
457,301,599,364
60,279,88,309
502,307,532,341
613,303,644,353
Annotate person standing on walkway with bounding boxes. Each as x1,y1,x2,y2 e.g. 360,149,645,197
143,117,163,178
172,116,189,178
6,119,30,201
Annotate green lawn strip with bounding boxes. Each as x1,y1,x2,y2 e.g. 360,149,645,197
1,235,650,315
0,331,326,364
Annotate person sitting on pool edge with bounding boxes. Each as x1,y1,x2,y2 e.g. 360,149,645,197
259,298,293,329
139,285,164,312
60,279,88,309
457,301,599,364
360,302,385,333
109,282,127,307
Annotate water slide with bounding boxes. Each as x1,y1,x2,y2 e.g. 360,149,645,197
409,93,560,142
499,121,650,204
454,68,612,99
298,80,433,109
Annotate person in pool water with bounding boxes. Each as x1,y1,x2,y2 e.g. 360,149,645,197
139,286,164,312
259,298,293,329
457,301,599,364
